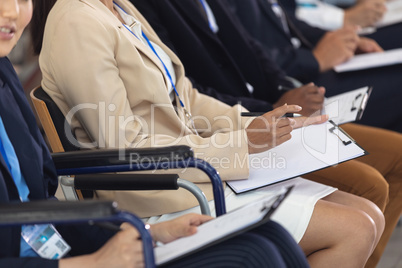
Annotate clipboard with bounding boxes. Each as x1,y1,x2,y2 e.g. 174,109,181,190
376,0,402,28
323,86,373,125
334,48,402,72
155,186,294,266
227,120,368,194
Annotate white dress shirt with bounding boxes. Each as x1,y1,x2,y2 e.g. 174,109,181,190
295,0,345,30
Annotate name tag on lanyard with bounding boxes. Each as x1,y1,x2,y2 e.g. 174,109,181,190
21,224,71,259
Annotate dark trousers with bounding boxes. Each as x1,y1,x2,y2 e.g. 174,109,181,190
367,23,402,51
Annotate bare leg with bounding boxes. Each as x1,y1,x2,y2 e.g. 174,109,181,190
299,190,384,268
322,190,385,255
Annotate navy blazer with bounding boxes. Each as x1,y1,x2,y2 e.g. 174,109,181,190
226,0,326,82
0,56,59,267
221,0,402,132
131,0,292,112
0,57,113,267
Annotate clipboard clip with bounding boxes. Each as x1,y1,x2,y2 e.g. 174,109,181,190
350,93,362,111
356,87,372,121
260,185,294,214
328,120,354,146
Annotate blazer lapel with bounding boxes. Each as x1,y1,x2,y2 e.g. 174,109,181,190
0,153,11,180
0,155,19,201
0,61,42,198
80,0,171,88
173,0,218,40
257,0,292,40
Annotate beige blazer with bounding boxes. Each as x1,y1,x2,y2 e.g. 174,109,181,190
40,0,253,216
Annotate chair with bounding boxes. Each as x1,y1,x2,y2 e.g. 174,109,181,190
0,200,155,267
30,86,226,216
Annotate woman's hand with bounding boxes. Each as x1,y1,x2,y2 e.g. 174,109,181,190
149,213,213,244
246,104,299,154
246,104,328,154
292,114,329,129
59,223,144,268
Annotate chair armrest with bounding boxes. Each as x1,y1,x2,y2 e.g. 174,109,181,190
0,200,117,225
51,145,194,169
52,145,226,216
60,175,211,215
70,174,180,190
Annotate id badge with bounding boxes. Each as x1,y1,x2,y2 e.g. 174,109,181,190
21,224,71,259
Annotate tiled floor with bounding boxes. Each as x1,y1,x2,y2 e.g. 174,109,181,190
377,219,402,268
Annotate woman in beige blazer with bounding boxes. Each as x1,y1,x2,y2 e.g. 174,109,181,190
35,0,384,265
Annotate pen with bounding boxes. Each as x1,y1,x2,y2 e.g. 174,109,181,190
241,112,302,117
278,85,293,91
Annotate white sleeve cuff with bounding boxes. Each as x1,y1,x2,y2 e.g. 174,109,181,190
295,0,345,30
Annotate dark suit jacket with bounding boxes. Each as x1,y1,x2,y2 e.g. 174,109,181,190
222,0,402,132
0,57,112,267
279,0,402,51
226,0,326,82
131,0,293,112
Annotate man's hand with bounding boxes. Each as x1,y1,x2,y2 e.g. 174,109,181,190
150,213,213,244
273,83,326,116
344,0,387,28
313,26,359,72
356,37,383,53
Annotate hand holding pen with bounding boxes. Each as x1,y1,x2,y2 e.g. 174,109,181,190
245,104,298,154
244,104,328,154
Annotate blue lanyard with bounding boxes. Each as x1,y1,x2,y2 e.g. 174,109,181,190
114,2,199,135
0,116,29,202
141,33,186,109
